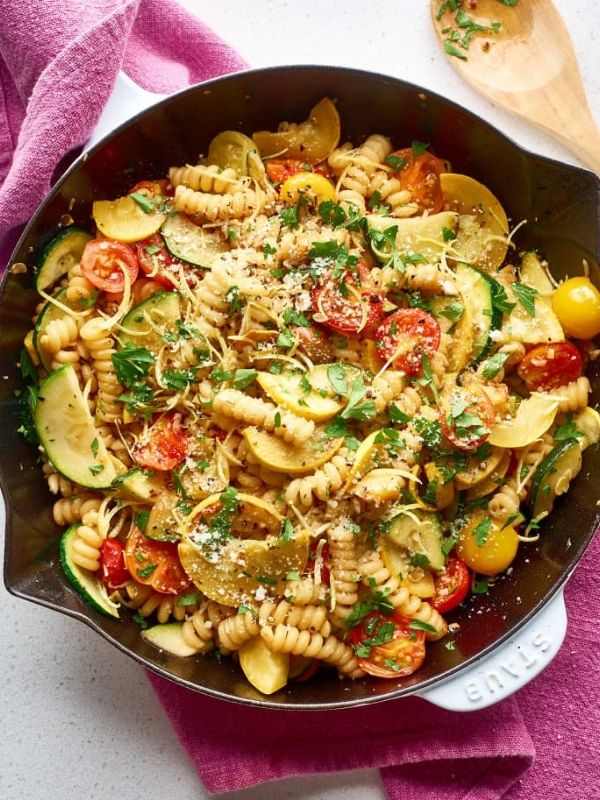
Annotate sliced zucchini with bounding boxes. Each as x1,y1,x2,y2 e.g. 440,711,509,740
161,213,227,268
60,525,120,618
367,211,459,264
35,364,117,488
142,622,199,657
33,289,81,371
112,467,164,502
519,252,554,297
529,438,582,519
36,228,92,293
146,490,181,542
239,637,290,695
496,273,564,345
386,510,445,571
93,196,164,243
454,264,497,363
120,291,181,353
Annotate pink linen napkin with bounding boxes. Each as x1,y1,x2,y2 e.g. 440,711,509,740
0,0,246,250
2,2,599,798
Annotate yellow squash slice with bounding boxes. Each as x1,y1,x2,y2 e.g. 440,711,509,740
441,173,509,271
243,426,343,474
489,393,560,449
93,196,165,242
207,130,256,175
454,446,505,489
380,536,435,599
257,364,347,422
239,638,290,695
253,97,340,164
178,493,308,606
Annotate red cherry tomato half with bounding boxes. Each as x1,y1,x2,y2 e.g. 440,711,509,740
266,159,331,185
125,526,192,595
133,413,188,472
390,148,446,213
312,262,384,335
431,558,471,613
349,612,426,678
440,384,495,452
293,660,320,682
375,308,441,376
294,323,334,364
81,239,139,294
516,342,583,391
99,538,129,591
135,233,183,288
128,179,173,198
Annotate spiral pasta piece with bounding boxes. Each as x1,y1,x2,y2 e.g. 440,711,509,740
71,503,104,572
79,317,122,422
52,496,101,527
285,448,354,508
551,377,590,413
39,316,80,355
174,184,265,222
370,370,406,414
169,164,245,194
358,550,447,639
328,518,360,621
212,388,315,446
261,624,364,677
487,478,525,522
368,169,413,216
66,264,94,304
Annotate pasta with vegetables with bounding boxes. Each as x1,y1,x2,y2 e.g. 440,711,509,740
19,97,600,694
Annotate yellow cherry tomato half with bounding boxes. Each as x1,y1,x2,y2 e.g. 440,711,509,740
279,172,336,207
457,513,519,576
552,276,600,339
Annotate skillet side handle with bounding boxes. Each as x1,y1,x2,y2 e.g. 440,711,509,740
87,72,166,148
419,590,567,712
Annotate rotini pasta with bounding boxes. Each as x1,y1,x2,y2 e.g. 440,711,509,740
19,98,599,697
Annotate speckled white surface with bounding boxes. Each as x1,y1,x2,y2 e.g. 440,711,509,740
2,2,599,799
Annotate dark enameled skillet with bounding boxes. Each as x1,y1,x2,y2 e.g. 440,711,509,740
2,66,599,709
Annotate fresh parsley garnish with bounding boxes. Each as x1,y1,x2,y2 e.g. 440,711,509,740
512,283,538,317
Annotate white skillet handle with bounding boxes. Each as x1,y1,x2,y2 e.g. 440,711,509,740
88,72,166,148
420,589,567,712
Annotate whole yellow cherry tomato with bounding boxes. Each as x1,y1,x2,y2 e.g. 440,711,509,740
279,172,336,207
457,512,519,576
552,276,600,339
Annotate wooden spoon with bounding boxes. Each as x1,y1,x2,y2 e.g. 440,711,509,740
431,0,600,175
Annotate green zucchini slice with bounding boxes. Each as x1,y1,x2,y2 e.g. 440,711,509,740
529,438,582,519
454,264,497,363
161,213,227,268
386,510,445,571
120,291,181,353
36,228,92,293
35,364,117,489
59,525,120,618
33,289,81,371
142,622,199,656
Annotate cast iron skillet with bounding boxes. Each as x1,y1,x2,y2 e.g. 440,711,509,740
2,66,599,709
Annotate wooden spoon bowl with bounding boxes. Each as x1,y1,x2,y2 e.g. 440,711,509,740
431,0,600,175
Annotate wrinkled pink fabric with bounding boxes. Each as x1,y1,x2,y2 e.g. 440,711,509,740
2,3,599,798
0,0,246,251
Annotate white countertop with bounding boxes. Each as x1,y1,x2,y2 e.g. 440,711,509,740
1,2,599,799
